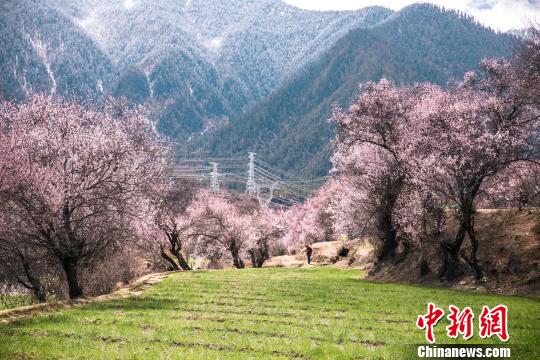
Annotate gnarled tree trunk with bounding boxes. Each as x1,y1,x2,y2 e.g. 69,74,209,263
172,251,191,271
463,219,483,280
18,253,46,303
249,247,269,268
61,257,83,299
160,245,180,271
230,240,244,269
376,178,402,261
378,211,399,260
439,198,483,281
167,232,191,270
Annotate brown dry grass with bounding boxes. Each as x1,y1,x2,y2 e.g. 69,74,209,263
369,208,540,296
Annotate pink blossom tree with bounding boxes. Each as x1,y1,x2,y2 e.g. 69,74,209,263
0,101,32,194
186,190,252,269
330,79,421,259
329,30,539,278
184,190,283,268
281,180,338,252
0,201,53,302
134,196,193,271
0,94,168,298
479,161,540,209
328,176,369,239
404,73,538,279
149,179,200,271
246,206,284,267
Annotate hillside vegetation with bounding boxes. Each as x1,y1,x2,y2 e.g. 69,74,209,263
1,268,538,359
1,0,390,139
200,3,517,176
370,209,540,296
2,2,516,160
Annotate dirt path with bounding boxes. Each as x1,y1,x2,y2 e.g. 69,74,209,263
0,272,170,323
263,240,373,269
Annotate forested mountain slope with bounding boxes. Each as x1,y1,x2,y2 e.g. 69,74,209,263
2,0,393,138
50,0,392,99
0,1,519,173
0,0,117,101
199,4,518,177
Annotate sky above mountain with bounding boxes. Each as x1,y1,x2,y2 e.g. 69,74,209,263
283,0,539,31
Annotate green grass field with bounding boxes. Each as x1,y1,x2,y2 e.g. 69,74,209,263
0,267,538,359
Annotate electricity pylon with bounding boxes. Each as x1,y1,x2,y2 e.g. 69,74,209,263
246,152,257,195
209,162,219,192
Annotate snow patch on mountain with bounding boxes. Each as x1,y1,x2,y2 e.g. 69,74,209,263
123,0,135,10
144,65,154,100
75,11,97,30
204,37,223,53
28,37,57,94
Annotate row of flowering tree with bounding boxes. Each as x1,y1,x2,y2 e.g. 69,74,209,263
145,189,284,270
0,92,287,301
284,28,539,280
1,29,537,302
0,95,170,300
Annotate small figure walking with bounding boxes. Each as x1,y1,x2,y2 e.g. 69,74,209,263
306,244,313,265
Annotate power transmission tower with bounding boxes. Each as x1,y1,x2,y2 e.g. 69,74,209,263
209,162,220,192
246,152,257,195
258,181,278,206
267,181,277,205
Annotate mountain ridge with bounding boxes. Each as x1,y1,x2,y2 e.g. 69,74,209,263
0,2,519,178
2,0,395,138
195,3,518,177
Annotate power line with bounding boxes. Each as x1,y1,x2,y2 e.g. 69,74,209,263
253,167,313,195
168,152,327,204
253,158,306,182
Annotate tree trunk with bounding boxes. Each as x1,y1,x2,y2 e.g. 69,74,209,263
59,202,83,299
249,250,257,268
439,206,482,280
463,223,484,280
230,240,244,269
167,231,191,270
249,248,267,268
377,211,398,260
160,248,180,271
439,232,464,280
376,178,402,261
171,250,191,271
18,253,46,303
61,258,83,299
260,242,269,265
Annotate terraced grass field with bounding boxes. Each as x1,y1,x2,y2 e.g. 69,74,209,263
0,267,538,359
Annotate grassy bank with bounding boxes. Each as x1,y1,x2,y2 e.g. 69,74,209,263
0,267,538,359
0,295,36,311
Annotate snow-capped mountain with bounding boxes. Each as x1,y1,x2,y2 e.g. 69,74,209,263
0,1,518,165
199,4,518,177
2,0,391,137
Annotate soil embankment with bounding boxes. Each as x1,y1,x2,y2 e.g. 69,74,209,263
266,209,540,296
